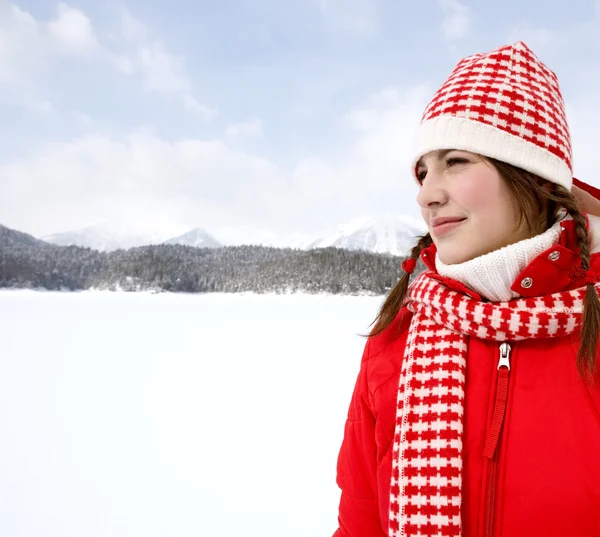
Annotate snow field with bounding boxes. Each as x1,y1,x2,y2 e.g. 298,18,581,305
0,291,383,537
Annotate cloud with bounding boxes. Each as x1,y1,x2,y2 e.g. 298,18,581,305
0,3,214,119
0,3,44,85
0,2,106,111
225,119,263,139
119,7,149,43
112,53,134,74
116,9,216,120
0,3,100,81
26,99,56,114
71,110,96,126
290,86,429,203
1,84,431,236
438,0,470,40
317,0,379,36
183,95,218,121
134,42,190,94
0,129,280,236
47,3,99,52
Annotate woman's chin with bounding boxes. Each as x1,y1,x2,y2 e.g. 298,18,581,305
437,247,478,265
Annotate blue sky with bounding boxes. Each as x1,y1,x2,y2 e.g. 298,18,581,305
2,0,600,238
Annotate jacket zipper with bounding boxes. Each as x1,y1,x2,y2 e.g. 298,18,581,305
483,342,512,537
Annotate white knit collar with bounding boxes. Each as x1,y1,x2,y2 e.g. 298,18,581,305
435,219,564,302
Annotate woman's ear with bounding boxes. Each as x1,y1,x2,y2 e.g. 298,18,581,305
572,185,600,217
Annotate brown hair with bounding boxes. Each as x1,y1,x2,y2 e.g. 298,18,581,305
370,158,600,379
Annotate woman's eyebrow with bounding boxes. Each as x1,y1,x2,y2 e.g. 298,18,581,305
416,149,453,168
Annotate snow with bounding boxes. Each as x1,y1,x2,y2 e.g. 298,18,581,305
311,213,427,256
212,225,321,249
0,290,383,537
42,220,190,252
39,213,426,255
164,228,222,248
212,214,425,254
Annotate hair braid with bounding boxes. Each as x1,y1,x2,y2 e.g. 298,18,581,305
551,186,600,378
369,233,432,337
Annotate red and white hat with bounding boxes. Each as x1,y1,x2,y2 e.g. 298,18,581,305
412,41,573,190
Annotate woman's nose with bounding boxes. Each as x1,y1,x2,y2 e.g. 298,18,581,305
416,172,448,208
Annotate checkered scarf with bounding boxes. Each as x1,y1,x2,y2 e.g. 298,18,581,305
389,273,595,537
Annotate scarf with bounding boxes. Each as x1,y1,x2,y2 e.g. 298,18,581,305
388,273,597,537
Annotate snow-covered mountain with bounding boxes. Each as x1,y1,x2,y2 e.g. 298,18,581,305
211,226,320,249
163,228,221,248
211,215,426,255
309,215,426,256
41,221,189,252
39,214,426,256
1,224,54,250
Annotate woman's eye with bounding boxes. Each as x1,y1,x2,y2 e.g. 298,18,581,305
446,157,468,167
416,170,427,183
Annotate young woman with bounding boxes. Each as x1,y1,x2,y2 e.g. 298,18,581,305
333,42,600,537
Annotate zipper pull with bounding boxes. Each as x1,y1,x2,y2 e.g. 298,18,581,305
483,342,513,460
497,342,511,370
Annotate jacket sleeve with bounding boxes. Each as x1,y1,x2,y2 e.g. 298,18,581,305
333,339,387,537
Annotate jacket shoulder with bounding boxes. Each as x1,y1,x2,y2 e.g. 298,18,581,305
366,307,413,358
361,307,412,397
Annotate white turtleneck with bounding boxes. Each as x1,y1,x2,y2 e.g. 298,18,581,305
435,219,564,302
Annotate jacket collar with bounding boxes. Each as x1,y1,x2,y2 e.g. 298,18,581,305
420,213,600,300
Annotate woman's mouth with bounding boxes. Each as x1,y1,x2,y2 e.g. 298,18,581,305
431,218,467,237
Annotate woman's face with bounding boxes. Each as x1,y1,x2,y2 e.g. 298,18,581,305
416,150,532,265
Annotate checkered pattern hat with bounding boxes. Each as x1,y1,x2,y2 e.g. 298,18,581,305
412,41,573,189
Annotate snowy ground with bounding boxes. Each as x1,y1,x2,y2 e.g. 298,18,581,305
0,290,383,537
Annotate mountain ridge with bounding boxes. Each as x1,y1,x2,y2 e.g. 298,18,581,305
36,214,426,255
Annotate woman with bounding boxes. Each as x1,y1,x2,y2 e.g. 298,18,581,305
333,42,600,537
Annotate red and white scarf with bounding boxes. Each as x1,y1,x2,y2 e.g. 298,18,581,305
389,273,597,537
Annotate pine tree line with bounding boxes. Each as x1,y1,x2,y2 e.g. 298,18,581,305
0,224,422,295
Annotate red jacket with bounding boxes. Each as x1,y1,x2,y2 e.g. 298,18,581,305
334,204,600,535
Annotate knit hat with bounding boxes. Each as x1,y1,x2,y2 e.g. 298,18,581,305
412,41,573,190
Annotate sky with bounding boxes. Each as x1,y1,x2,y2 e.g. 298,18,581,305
2,0,600,239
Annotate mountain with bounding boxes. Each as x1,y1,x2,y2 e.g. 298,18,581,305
211,226,320,249
163,228,222,248
211,217,425,255
37,214,426,256
41,221,189,252
309,215,426,256
0,224,54,250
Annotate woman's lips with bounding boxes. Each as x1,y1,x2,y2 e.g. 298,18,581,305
432,219,466,237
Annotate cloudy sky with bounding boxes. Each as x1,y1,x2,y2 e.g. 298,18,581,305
2,0,600,239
